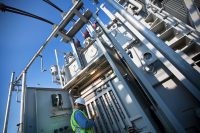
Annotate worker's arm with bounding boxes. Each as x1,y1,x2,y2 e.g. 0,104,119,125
74,111,95,129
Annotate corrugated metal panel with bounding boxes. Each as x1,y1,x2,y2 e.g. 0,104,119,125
194,0,200,8
194,0,200,11
162,0,188,23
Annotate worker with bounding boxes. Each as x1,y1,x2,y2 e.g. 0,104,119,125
70,97,95,133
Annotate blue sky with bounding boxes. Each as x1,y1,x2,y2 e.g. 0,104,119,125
0,0,113,132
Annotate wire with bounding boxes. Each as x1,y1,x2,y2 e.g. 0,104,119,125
5,8,54,25
0,3,54,25
0,3,6,12
43,0,63,13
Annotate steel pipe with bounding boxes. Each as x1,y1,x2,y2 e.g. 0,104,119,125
3,72,15,133
105,0,200,89
18,72,26,133
55,49,64,86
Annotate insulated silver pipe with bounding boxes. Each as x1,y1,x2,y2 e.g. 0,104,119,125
18,72,26,133
105,0,200,89
55,49,64,87
3,72,15,133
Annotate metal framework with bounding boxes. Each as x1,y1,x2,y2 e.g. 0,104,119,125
3,0,200,133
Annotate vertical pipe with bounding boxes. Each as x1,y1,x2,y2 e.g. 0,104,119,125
3,72,15,133
55,49,64,86
104,0,200,89
18,72,26,133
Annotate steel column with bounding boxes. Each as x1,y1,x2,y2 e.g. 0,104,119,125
105,0,200,89
3,72,15,133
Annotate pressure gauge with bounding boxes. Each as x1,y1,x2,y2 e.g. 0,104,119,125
89,45,98,58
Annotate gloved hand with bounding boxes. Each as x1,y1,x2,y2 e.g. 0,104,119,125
91,114,97,120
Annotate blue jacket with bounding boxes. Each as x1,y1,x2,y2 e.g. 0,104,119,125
74,110,95,129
